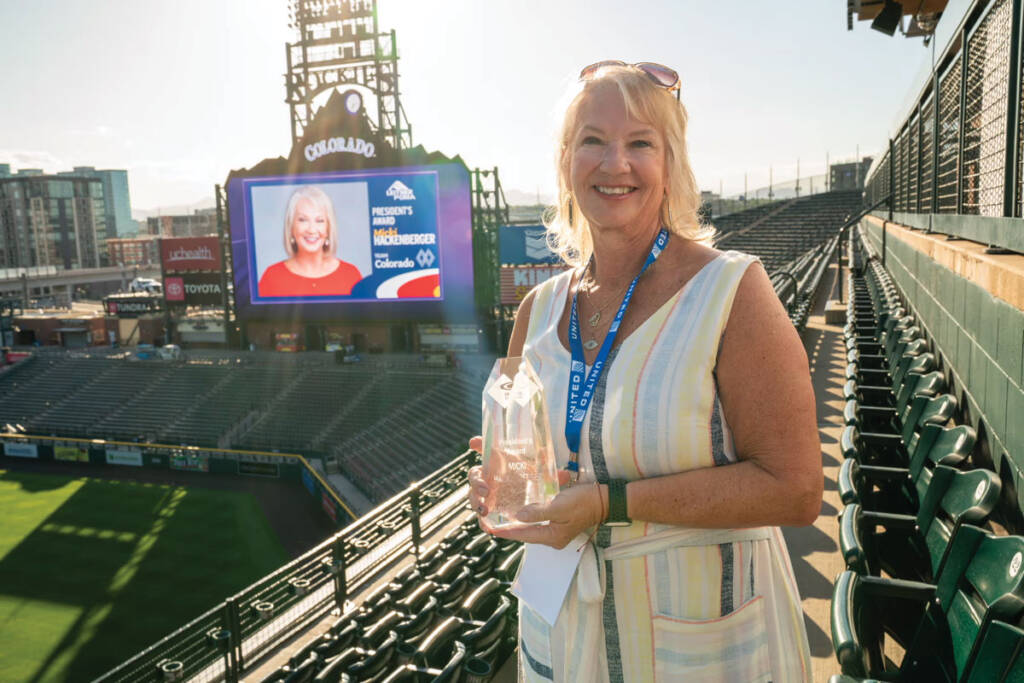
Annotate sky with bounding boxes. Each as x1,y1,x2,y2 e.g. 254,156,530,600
0,1,935,214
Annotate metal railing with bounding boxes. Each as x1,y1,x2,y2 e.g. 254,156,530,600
95,449,476,683
863,0,1024,254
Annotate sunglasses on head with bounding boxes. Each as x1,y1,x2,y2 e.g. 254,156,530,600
579,60,681,99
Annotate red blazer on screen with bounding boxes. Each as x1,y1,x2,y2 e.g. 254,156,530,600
257,260,362,297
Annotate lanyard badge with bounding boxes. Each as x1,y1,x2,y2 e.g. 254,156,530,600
564,228,669,482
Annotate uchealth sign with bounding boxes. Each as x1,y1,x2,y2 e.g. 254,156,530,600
160,236,221,272
500,264,570,305
3,442,38,458
165,273,223,306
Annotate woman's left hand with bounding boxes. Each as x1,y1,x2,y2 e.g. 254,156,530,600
487,477,604,550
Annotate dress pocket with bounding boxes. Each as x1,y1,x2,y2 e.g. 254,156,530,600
650,594,772,682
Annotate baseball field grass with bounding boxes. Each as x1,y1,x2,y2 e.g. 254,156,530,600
0,469,290,683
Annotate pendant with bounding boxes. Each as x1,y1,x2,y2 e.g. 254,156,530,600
588,311,601,327
583,339,599,351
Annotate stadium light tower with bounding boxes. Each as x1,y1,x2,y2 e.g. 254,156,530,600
285,0,412,150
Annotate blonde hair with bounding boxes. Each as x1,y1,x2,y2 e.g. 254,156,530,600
544,65,714,267
283,186,339,257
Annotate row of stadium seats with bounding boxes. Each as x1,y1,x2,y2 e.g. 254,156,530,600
331,374,480,503
0,357,481,463
259,518,521,683
828,230,1024,682
715,191,862,272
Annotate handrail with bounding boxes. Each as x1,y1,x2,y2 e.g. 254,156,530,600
94,449,478,683
836,194,893,304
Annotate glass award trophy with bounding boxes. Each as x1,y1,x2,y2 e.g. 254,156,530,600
480,356,559,529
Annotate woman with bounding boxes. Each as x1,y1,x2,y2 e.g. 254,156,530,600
467,62,821,681
258,186,361,297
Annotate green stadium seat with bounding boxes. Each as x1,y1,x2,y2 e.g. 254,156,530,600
838,464,1001,580
840,394,958,469
831,526,1024,681
838,423,975,511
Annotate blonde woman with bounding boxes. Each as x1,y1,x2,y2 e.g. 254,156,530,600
468,62,820,681
258,185,361,297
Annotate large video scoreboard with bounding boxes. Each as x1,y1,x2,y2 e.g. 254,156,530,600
228,163,473,321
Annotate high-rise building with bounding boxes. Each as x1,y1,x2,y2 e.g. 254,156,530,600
57,166,134,238
146,208,216,238
0,169,109,270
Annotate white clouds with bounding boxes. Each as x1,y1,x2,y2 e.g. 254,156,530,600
0,148,67,171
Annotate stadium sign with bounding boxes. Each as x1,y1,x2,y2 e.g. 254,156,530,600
499,264,571,305
106,448,143,467
54,446,88,462
304,136,376,162
160,236,222,272
106,296,162,317
499,224,560,265
3,442,38,458
165,273,223,307
238,461,279,477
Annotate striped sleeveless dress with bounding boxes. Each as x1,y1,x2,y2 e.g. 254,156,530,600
517,250,812,682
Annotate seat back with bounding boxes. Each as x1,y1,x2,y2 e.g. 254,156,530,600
904,527,1024,680
901,394,957,447
894,366,943,415
965,620,1024,683
916,466,1002,578
908,423,975,483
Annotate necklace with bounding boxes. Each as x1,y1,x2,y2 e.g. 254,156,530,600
578,265,633,350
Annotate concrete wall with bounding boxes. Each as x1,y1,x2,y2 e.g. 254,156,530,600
861,216,1024,497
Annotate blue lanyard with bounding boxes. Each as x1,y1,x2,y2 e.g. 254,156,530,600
565,228,669,478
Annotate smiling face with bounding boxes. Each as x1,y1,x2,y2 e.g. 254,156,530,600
290,197,330,255
567,82,667,239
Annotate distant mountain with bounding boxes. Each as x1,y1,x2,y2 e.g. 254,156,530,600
132,196,215,220
504,188,554,205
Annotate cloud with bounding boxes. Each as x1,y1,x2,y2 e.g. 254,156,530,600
0,148,68,172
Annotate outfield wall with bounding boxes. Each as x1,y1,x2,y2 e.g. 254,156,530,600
0,433,355,526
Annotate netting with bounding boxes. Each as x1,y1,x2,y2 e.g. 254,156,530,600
937,55,963,213
961,0,1012,216
919,93,936,212
908,113,920,211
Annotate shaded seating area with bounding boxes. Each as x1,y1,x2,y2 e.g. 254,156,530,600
327,372,483,504
257,518,522,683
716,190,862,272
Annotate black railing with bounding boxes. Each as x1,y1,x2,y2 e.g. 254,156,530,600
96,450,477,683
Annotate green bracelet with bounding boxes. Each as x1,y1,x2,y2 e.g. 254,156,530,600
603,479,631,527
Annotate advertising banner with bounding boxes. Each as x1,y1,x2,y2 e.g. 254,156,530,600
499,264,571,305
499,224,559,264
418,324,478,351
165,273,223,307
301,466,316,496
238,461,279,477
106,297,162,317
106,448,143,467
3,442,38,458
321,490,338,523
160,236,222,272
170,452,209,472
227,163,474,321
54,446,89,462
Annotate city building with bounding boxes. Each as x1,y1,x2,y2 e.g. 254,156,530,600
56,166,134,238
107,235,161,267
829,157,874,191
0,166,109,270
146,208,216,238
